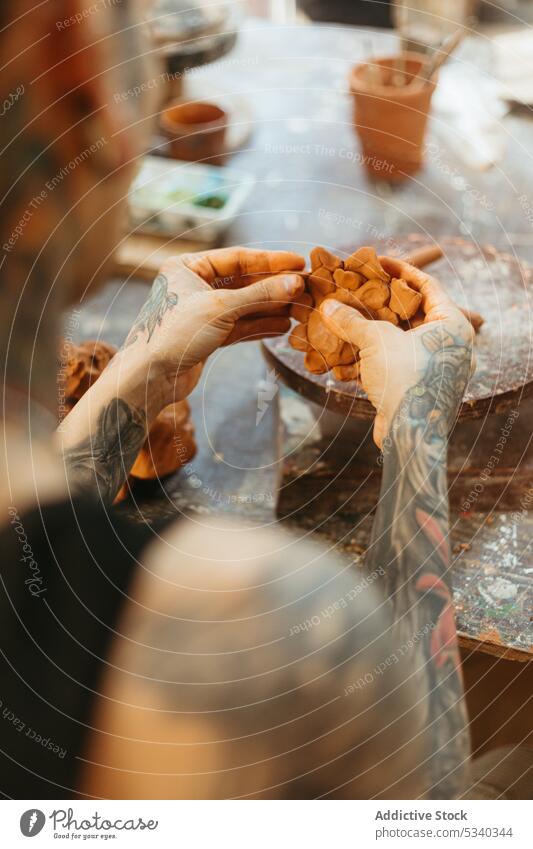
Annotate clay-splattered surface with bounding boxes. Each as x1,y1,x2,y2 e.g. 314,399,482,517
264,236,533,420
280,500,533,661
450,512,533,659
277,391,533,661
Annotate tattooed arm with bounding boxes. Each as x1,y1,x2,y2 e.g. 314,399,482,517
61,398,147,503
321,258,475,799
59,250,304,502
365,326,472,798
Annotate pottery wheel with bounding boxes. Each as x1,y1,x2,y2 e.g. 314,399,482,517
263,236,533,421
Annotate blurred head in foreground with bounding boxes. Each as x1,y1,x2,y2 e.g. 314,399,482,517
82,521,426,799
0,0,160,404
0,0,157,306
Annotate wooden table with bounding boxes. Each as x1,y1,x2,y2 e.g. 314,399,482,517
204,20,533,257
89,20,532,664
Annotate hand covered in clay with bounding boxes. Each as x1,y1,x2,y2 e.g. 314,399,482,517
320,258,475,447
118,247,305,407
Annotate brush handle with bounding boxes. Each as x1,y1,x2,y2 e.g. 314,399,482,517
404,244,443,268
423,27,467,81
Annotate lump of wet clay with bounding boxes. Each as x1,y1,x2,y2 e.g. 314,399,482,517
60,339,196,494
332,361,361,382
357,279,390,310
289,246,393,383
333,268,363,291
304,349,329,374
308,266,336,299
310,246,342,272
306,311,344,361
376,306,399,326
389,277,422,320
289,244,483,384
289,322,309,352
344,246,389,282
64,340,117,408
289,292,313,323
130,401,196,479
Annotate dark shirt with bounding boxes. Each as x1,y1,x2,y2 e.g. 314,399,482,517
0,497,152,798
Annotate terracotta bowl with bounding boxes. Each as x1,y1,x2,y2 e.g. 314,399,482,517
349,53,437,182
160,100,228,163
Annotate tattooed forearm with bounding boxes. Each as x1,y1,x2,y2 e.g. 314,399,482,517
123,273,178,348
64,397,147,503
366,326,473,799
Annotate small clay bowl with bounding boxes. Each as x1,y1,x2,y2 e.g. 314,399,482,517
160,100,228,163
349,52,437,182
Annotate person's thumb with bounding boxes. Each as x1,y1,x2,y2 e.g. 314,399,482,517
224,274,304,318
320,299,382,348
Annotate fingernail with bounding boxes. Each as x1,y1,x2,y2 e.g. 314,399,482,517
322,300,339,317
278,274,301,294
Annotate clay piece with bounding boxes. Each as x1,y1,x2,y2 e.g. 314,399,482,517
357,278,390,310
332,361,361,382
376,306,399,326
310,246,342,272
306,311,344,359
290,244,483,384
389,277,422,320
308,266,336,297
333,268,363,290
344,246,390,282
130,400,196,480
291,246,402,383
288,322,309,352
304,349,329,374
60,339,196,497
63,340,117,408
289,292,313,323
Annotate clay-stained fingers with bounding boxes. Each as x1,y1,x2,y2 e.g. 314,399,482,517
222,274,304,318
320,300,395,349
182,247,305,288
243,304,293,319
459,306,484,333
378,256,431,291
178,252,217,284
157,255,212,295
378,256,456,321
223,316,291,346
289,291,314,322
233,248,305,283
381,258,480,334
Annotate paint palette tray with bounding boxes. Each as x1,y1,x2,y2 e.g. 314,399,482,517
129,155,254,245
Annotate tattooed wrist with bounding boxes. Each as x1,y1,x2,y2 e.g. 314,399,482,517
391,326,472,438
367,324,473,798
63,397,147,503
